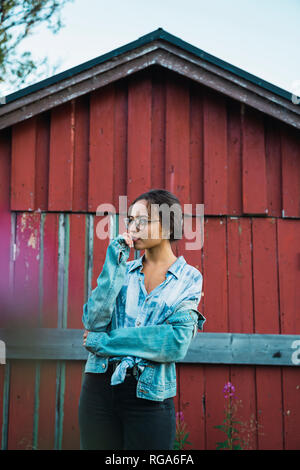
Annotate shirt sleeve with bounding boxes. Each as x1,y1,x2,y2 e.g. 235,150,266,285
173,268,203,308
172,268,205,336
82,235,130,332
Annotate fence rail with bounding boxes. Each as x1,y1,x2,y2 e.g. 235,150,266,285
1,328,300,366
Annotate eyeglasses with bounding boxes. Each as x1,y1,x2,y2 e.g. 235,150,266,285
124,216,160,230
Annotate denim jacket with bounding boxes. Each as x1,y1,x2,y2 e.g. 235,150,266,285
82,234,205,402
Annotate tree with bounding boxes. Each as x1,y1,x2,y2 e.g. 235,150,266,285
0,0,74,94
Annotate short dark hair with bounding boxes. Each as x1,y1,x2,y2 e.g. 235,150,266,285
128,188,183,243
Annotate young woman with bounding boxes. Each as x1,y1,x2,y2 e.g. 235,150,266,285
78,189,205,450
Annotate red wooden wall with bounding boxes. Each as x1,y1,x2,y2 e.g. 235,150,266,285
0,67,300,449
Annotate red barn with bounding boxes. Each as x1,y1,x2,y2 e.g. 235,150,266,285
0,28,299,450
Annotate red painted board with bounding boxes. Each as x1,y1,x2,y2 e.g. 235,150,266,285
35,113,50,211
0,366,5,449
278,219,300,449
202,217,228,332
227,218,259,449
178,364,206,450
8,360,37,449
37,213,59,450
12,213,41,328
265,117,282,217
48,101,74,211
230,366,258,450
203,89,228,215
62,215,86,449
252,218,285,449
189,82,203,211
252,218,279,334
7,213,40,449
241,106,268,215
256,366,284,450
280,123,300,218
0,128,11,211
282,367,300,450
151,69,166,190
66,214,87,329
88,85,115,212
227,217,253,333
227,100,242,216
40,213,59,328
0,129,12,328
127,74,152,203
178,225,204,449
204,364,230,450
72,96,89,212
174,369,180,446
277,219,300,334
62,361,82,450
0,129,12,448
165,74,190,205
11,118,37,211
113,82,127,213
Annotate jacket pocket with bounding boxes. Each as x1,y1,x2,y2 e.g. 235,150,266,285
138,364,155,385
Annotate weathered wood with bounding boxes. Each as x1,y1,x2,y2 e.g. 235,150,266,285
127,74,152,201
0,329,299,366
165,74,190,201
242,107,268,215
187,332,300,366
203,89,228,215
48,102,74,211
88,85,115,212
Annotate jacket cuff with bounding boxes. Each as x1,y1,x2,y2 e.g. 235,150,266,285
110,234,130,263
85,331,105,354
197,311,206,331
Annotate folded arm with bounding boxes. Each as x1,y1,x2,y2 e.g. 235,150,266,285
84,303,205,363
82,235,130,332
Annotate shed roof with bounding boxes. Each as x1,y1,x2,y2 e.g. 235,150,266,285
1,27,300,130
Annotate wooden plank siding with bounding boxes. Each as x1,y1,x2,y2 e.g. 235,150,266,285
5,68,300,219
0,67,300,450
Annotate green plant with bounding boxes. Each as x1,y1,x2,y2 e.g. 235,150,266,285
214,382,243,450
214,382,264,450
173,411,192,450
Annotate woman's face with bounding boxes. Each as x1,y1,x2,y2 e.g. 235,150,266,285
127,200,165,249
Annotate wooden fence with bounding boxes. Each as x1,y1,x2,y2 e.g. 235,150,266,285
0,211,300,450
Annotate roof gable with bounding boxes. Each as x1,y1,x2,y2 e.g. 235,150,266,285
0,27,299,130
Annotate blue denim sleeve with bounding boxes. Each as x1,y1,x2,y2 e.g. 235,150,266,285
82,234,130,332
84,302,205,362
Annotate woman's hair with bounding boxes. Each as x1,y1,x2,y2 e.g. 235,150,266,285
128,188,183,243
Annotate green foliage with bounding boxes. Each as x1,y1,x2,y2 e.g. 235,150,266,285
0,0,74,92
214,414,243,450
214,381,263,450
173,411,192,450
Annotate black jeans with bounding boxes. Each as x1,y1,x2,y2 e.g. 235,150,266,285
78,363,176,450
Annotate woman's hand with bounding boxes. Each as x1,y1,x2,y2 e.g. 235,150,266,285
121,232,134,248
83,329,89,346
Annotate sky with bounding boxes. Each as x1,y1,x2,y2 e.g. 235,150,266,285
3,0,300,97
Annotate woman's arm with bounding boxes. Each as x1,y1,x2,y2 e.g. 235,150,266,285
82,234,130,332
84,301,205,362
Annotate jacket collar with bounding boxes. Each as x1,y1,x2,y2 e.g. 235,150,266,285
128,252,186,279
